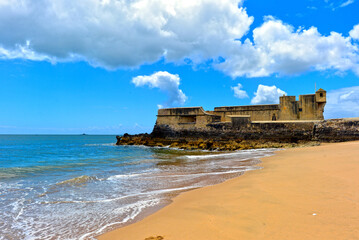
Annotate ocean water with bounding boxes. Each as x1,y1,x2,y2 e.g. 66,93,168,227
0,135,275,240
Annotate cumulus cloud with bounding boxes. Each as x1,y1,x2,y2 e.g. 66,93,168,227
0,0,252,69
325,86,359,119
350,24,359,40
132,71,187,108
216,18,359,77
251,84,286,104
231,83,248,99
0,1,359,78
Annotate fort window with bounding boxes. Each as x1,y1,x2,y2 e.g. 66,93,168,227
320,93,323,97
272,114,276,121
299,108,302,112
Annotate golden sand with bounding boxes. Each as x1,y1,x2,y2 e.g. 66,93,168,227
98,141,359,240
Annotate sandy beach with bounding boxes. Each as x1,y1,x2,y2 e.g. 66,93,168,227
98,141,359,240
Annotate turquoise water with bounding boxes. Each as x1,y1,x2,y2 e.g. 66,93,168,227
0,135,275,240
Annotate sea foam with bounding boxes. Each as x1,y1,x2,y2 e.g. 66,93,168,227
0,135,276,240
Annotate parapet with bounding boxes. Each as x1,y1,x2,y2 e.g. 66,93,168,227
158,107,208,116
214,104,279,112
280,95,296,103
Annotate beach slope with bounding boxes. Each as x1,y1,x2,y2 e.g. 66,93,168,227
98,141,359,240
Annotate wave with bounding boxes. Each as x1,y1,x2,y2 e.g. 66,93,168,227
106,168,255,181
158,168,257,178
41,185,199,205
56,175,99,186
180,148,276,160
37,175,101,197
0,172,18,179
0,161,102,179
83,143,115,147
107,172,148,180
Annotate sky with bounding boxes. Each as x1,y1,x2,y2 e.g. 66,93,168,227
0,0,359,134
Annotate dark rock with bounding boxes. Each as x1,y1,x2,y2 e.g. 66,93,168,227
116,118,359,151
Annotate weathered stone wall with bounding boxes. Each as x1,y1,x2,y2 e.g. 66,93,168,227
213,105,280,122
155,90,327,132
279,96,298,120
156,107,220,130
278,90,326,121
152,118,359,143
299,95,315,120
298,94,322,120
229,115,251,129
314,89,326,120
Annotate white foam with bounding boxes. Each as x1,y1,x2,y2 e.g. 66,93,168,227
180,148,277,160
107,172,147,180
84,143,115,146
0,142,279,240
155,169,248,178
41,185,198,205
78,199,161,240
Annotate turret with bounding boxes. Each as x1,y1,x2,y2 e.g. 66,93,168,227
315,88,326,120
315,88,326,103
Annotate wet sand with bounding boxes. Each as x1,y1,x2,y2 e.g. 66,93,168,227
98,141,359,240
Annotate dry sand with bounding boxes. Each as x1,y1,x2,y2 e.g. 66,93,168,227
98,141,359,240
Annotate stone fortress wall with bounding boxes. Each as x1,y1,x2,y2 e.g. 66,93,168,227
156,89,327,131
117,88,359,150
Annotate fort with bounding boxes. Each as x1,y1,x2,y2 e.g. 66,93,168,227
156,89,326,131
116,88,359,150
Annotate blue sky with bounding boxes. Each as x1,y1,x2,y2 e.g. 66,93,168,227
0,0,358,134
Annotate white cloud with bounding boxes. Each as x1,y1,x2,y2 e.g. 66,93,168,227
325,86,359,119
0,41,53,62
323,0,355,10
216,18,359,78
339,91,356,101
251,84,286,104
231,83,248,99
0,0,252,69
132,71,187,108
340,0,355,8
307,6,318,10
0,1,359,79
349,24,359,40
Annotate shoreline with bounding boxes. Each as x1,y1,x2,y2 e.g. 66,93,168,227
87,148,275,238
98,141,359,240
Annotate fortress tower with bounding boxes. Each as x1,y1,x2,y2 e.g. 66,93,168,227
279,89,326,120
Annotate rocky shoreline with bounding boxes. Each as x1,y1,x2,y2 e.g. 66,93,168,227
116,118,359,151
116,134,320,150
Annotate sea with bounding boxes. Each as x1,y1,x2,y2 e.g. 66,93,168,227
0,135,276,240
